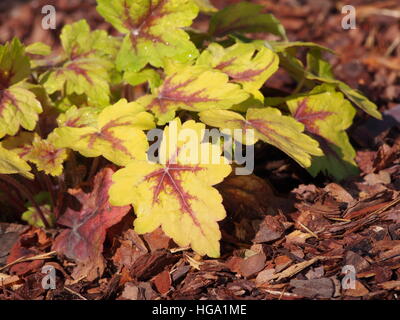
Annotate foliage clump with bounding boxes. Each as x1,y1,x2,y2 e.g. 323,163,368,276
0,0,381,257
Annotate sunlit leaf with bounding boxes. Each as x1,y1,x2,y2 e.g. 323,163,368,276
0,39,43,138
123,68,162,90
60,19,119,58
25,42,51,56
287,84,359,180
199,108,322,168
26,133,68,177
197,42,279,99
0,38,30,86
137,64,249,124
109,118,231,257
40,20,116,107
56,105,98,128
0,85,42,138
0,144,33,179
2,131,67,177
53,99,155,165
97,0,199,72
194,0,217,13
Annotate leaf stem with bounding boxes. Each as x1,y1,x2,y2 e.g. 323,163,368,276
0,180,26,212
43,173,55,211
88,157,100,181
0,175,50,228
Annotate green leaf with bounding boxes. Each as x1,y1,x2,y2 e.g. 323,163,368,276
197,42,279,99
25,42,51,56
40,20,116,107
137,64,249,125
22,192,55,228
286,84,358,180
209,2,287,40
123,68,162,90
41,57,113,107
60,20,119,58
53,99,155,166
265,41,334,54
0,38,30,87
96,0,199,72
338,83,382,120
307,48,334,79
199,108,322,168
305,49,381,119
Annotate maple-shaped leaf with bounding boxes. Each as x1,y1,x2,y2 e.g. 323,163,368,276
53,168,131,280
0,39,43,138
53,99,155,165
60,19,119,58
96,0,199,72
0,85,43,138
40,20,116,107
0,145,32,179
109,118,232,258
137,64,249,124
286,84,359,180
2,131,67,177
197,42,279,99
209,2,287,39
25,133,68,177
199,108,322,168
56,106,98,128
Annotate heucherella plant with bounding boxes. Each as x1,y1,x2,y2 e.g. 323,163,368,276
0,0,381,258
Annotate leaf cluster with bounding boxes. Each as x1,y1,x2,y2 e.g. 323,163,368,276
0,0,381,257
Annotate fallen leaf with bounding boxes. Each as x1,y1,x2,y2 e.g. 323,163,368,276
53,167,131,281
239,251,266,278
0,223,29,266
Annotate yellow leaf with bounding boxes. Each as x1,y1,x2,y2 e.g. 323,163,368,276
109,118,231,257
54,99,155,166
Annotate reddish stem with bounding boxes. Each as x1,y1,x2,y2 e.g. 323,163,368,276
0,175,50,228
